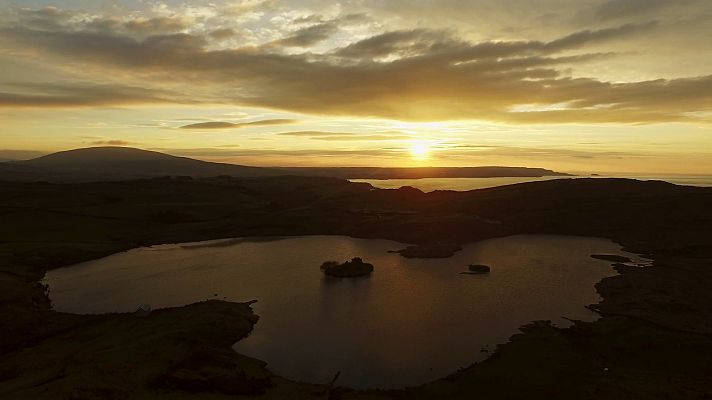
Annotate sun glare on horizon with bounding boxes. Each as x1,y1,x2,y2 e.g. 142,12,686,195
410,141,431,161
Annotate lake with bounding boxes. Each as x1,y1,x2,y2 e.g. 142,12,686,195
352,174,712,192
42,235,644,389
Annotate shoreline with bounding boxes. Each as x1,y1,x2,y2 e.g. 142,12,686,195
40,233,627,389
10,232,670,392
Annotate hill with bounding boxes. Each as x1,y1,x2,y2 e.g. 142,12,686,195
0,147,283,182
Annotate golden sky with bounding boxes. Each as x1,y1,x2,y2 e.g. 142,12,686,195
1,0,711,173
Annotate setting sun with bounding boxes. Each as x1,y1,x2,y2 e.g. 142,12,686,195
410,141,431,160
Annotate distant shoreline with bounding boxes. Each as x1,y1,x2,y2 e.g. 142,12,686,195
352,174,712,192
278,166,570,179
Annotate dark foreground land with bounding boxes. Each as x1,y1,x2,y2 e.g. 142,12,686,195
1,176,712,399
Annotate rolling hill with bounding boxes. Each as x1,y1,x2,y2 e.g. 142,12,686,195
0,147,283,182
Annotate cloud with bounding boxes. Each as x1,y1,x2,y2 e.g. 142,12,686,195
90,140,136,146
0,82,175,107
334,29,454,60
542,22,657,51
275,22,339,47
437,145,646,160
123,17,192,35
12,7,194,37
13,6,74,31
311,135,412,141
278,131,349,137
180,122,240,129
0,6,710,124
270,13,368,47
209,28,239,40
156,147,402,159
278,130,411,140
179,119,298,130
594,0,675,21
221,0,277,17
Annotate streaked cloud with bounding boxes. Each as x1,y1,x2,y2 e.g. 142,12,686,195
271,13,369,47
1,7,708,123
157,147,403,159
278,130,411,141
274,22,339,47
179,119,298,129
89,140,136,146
0,82,175,108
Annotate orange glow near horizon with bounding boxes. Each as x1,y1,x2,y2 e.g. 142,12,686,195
0,2,711,174
410,141,431,161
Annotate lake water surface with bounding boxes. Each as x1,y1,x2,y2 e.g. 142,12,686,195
352,174,712,192
43,235,643,389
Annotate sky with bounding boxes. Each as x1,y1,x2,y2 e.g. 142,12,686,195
1,0,711,173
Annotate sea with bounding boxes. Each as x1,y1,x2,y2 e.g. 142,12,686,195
351,173,712,192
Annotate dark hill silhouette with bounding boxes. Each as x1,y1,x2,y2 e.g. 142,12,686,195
0,162,45,180
1,147,283,182
0,146,569,182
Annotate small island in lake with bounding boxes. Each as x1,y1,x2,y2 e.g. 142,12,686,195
321,257,374,277
460,264,491,275
392,243,463,258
